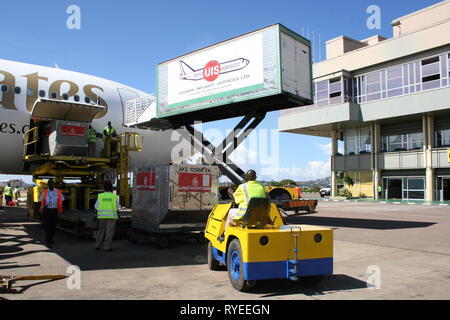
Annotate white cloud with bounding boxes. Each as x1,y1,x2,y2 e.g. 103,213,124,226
228,144,258,166
259,160,331,181
314,142,344,156
314,142,332,156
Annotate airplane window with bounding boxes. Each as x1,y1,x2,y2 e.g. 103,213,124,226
27,88,34,96
1,84,8,92
62,93,69,100
85,97,91,103
39,90,45,97
14,87,21,94
74,95,80,102
50,92,57,99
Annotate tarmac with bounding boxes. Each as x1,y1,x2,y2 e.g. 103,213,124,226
1,197,450,301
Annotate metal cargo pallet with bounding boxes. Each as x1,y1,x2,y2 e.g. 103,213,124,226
129,213,208,249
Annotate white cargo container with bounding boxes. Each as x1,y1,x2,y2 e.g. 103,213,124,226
156,24,312,125
132,163,220,233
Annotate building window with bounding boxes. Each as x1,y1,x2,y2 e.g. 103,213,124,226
421,56,440,90
385,177,425,201
403,178,425,200
366,71,381,101
315,80,329,107
352,52,449,105
382,131,423,152
329,77,342,105
386,66,403,98
436,128,450,147
343,78,354,102
1,84,8,93
359,127,371,153
344,127,371,155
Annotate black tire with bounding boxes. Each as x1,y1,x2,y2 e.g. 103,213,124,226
157,237,169,249
207,241,221,271
269,189,292,201
227,239,253,291
196,232,207,244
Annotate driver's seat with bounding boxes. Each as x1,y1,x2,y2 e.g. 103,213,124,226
235,197,271,228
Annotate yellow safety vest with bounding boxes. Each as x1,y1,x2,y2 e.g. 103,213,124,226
97,192,118,219
233,181,266,219
104,126,116,136
89,128,97,143
5,186,12,197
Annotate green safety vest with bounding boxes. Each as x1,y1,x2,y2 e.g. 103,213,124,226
89,128,97,143
4,186,12,197
233,181,266,219
104,126,116,136
97,192,118,219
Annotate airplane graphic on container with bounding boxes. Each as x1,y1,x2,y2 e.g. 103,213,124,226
179,58,250,82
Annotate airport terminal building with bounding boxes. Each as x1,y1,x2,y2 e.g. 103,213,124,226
279,1,450,202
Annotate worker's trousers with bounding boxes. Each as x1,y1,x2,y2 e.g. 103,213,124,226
88,142,96,157
43,207,58,246
95,219,117,250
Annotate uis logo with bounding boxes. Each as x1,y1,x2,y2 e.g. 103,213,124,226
179,58,250,82
203,60,221,82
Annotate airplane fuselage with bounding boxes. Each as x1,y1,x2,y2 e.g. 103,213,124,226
0,58,178,174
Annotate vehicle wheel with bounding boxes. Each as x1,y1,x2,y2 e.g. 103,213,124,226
269,189,292,201
320,194,324,198
196,232,206,244
227,239,252,291
157,237,169,249
207,241,221,271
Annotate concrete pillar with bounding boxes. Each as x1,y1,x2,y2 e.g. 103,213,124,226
425,115,434,202
372,122,381,199
331,129,338,198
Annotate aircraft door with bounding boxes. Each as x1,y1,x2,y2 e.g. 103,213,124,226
117,88,139,125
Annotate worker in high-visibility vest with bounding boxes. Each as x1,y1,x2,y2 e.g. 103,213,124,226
39,179,64,248
103,121,117,156
4,183,13,206
94,182,120,252
88,125,100,157
103,121,117,137
218,170,266,242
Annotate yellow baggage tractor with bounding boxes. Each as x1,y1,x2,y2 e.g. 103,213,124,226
204,198,333,291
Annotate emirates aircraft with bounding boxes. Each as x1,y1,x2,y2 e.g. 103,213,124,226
0,58,184,175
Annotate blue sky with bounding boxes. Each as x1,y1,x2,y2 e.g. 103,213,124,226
0,0,440,184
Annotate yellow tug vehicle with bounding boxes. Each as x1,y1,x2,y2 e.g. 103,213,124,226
204,198,333,291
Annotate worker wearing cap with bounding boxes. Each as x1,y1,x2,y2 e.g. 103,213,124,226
218,170,266,241
103,121,117,156
94,182,120,252
39,179,64,248
103,121,117,138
